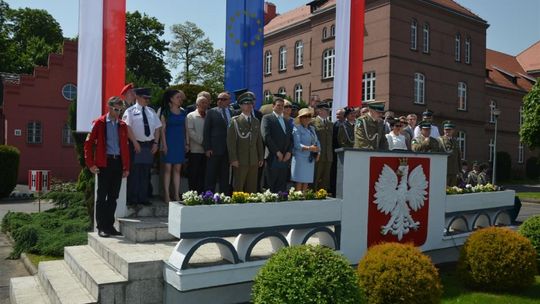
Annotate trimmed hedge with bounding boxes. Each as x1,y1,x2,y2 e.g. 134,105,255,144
357,242,442,304
495,151,512,181
252,245,363,304
519,215,540,271
525,157,540,180
0,145,20,198
458,227,537,291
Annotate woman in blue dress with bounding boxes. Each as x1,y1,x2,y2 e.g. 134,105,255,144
160,89,187,202
291,108,320,192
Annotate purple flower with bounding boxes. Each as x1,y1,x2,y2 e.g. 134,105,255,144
278,191,288,201
213,194,221,204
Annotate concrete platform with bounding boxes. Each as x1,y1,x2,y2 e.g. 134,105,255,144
119,217,175,243
10,276,50,304
38,260,96,304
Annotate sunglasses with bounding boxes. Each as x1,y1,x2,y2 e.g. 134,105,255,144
217,97,229,101
112,108,122,112
284,105,292,109
394,124,402,128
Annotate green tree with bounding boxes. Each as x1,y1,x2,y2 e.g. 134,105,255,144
168,21,214,84
198,48,225,94
126,11,171,88
519,79,540,150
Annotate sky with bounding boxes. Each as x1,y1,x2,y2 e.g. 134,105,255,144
5,0,540,78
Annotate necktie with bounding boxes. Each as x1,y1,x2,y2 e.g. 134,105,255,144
222,108,229,125
278,115,286,132
142,106,150,136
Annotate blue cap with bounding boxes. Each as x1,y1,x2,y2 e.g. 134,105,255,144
134,88,152,98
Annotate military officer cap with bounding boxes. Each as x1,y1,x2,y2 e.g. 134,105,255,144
443,120,456,129
273,92,286,102
343,107,354,117
316,101,330,109
418,120,432,129
422,109,434,117
108,96,124,107
366,100,386,113
237,91,255,105
134,87,152,98
291,102,300,110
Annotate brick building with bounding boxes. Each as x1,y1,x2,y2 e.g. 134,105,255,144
1,41,80,183
263,0,537,176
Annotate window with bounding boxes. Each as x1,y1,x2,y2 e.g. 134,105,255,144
27,121,42,144
413,73,425,104
62,83,77,101
518,142,524,164
322,27,328,39
489,138,494,162
264,51,272,75
294,84,303,102
264,90,272,102
455,33,461,62
410,19,417,50
362,71,376,101
330,24,336,37
465,36,471,64
322,48,335,79
519,105,524,127
423,23,430,53
457,131,466,160
489,100,497,123
279,46,287,71
457,82,467,110
294,41,304,67
62,124,74,145
278,87,286,96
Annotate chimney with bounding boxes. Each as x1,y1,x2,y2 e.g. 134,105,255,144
264,2,277,25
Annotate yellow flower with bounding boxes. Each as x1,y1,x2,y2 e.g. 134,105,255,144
315,189,328,199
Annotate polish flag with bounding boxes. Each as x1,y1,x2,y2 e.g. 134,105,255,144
332,0,365,118
77,0,126,132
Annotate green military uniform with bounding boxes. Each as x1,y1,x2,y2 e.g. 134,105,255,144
438,121,461,186
353,114,388,150
226,92,263,193
466,165,480,186
312,107,334,191
338,121,355,148
412,121,442,152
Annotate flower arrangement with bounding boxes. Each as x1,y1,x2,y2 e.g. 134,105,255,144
180,188,328,206
446,183,501,195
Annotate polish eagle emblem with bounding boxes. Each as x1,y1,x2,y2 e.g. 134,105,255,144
374,158,428,240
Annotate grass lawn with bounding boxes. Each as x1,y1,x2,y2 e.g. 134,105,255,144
517,192,540,201
25,252,62,267
442,272,540,303
503,178,540,185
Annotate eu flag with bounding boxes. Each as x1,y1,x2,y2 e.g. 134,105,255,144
224,0,264,108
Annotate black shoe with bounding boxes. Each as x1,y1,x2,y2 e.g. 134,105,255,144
140,201,152,206
98,230,110,238
108,228,122,236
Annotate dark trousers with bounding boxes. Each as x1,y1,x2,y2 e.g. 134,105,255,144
96,157,122,231
188,153,207,193
265,165,288,193
205,154,230,194
127,163,152,204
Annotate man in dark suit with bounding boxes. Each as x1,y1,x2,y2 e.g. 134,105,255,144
261,97,293,192
203,91,233,194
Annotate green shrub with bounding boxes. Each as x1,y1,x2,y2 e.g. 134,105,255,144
252,245,362,304
357,242,442,304
525,157,540,180
458,227,537,291
0,145,20,198
10,225,41,258
1,211,32,233
519,215,540,270
495,151,512,181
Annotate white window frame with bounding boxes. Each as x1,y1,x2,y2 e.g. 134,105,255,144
362,71,376,101
322,27,328,40
465,36,471,64
294,84,303,103
264,51,272,75
489,100,497,123
264,90,272,102
489,138,494,162
330,24,335,37
410,19,417,50
62,123,74,145
423,23,430,53
519,105,524,127
294,40,304,67
62,83,77,101
457,131,466,160
279,46,287,71
414,73,425,104
457,82,467,111
455,33,461,62
278,87,286,96
322,48,335,79
518,142,524,164
27,121,42,144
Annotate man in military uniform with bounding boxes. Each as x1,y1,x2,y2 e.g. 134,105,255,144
353,101,388,150
226,91,264,193
466,162,480,186
477,163,489,185
438,121,461,186
312,102,334,191
338,107,356,148
414,109,440,138
411,121,442,152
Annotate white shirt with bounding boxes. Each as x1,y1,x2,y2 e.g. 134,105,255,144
186,110,206,153
122,102,162,141
386,132,408,150
413,124,440,138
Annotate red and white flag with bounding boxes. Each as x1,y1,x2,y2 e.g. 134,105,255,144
77,0,126,132
332,0,365,118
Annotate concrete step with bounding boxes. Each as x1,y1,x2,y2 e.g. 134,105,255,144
119,217,176,243
125,201,168,218
87,232,176,281
38,260,96,304
64,245,128,303
10,276,51,304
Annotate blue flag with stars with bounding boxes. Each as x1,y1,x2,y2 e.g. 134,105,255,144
224,0,264,108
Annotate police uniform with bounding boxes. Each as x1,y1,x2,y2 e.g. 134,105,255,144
353,101,388,150
411,121,442,152
438,121,461,186
226,92,263,193
312,102,333,191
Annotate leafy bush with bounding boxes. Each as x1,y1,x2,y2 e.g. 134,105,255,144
519,215,540,270
525,157,540,180
458,227,537,291
357,242,442,304
0,145,20,198
252,245,363,304
495,151,512,181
